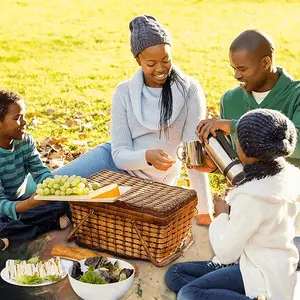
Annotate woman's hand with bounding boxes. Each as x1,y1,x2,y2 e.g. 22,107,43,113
146,149,176,171
196,118,231,145
213,194,230,217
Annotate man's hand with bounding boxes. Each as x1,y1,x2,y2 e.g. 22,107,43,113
16,194,51,213
196,118,232,145
146,149,176,171
213,194,230,217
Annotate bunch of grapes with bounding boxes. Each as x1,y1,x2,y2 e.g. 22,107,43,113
36,175,91,196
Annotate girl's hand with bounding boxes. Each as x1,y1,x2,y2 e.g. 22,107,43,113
213,194,230,217
146,149,176,171
190,148,218,173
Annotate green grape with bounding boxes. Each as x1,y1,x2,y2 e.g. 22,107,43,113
43,178,52,185
64,182,70,188
61,175,68,183
66,188,73,195
39,175,91,196
53,184,60,189
78,182,85,190
92,183,101,190
71,180,80,187
54,175,62,183
36,188,43,195
77,189,84,195
81,178,88,185
48,182,54,188
55,190,61,196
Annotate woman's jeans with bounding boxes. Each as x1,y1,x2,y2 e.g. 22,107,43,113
53,142,124,177
165,261,253,300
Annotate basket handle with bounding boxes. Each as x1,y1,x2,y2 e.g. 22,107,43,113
132,220,194,267
66,210,94,242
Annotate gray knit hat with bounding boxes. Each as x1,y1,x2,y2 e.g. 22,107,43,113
237,109,297,160
129,15,171,58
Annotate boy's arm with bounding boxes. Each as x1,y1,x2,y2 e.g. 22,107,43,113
0,181,19,220
209,194,265,264
26,135,53,184
0,182,50,220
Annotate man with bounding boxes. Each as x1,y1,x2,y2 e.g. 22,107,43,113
196,29,300,262
197,29,300,165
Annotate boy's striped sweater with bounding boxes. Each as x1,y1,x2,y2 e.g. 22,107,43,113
0,133,52,220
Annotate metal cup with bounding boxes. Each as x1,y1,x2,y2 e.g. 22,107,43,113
177,140,204,167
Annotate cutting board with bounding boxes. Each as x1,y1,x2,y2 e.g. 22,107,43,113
34,186,131,203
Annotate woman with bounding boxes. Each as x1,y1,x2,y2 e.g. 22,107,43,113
54,15,212,225
166,109,300,300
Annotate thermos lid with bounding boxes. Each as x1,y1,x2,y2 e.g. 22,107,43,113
231,172,245,185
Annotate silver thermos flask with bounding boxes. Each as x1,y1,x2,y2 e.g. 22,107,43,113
203,131,245,185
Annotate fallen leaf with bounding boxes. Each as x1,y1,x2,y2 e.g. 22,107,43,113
47,108,55,115
49,158,65,169
74,112,84,118
79,133,88,139
28,116,39,129
72,140,88,146
65,119,76,127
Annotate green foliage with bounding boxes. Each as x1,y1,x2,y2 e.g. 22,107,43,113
1,0,300,192
45,275,62,282
16,274,43,285
79,266,108,284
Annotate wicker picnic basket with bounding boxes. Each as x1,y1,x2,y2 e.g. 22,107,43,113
66,170,197,267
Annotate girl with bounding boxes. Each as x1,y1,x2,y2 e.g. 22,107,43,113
166,108,300,300
53,15,213,225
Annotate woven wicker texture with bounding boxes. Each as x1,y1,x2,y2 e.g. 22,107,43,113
70,170,198,264
87,170,197,219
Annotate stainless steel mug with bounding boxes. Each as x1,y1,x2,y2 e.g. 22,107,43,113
177,140,204,167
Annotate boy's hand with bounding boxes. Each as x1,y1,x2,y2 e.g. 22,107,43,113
146,149,176,171
16,194,51,213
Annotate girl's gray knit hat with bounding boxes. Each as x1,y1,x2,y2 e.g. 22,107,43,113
129,15,171,58
237,108,297,160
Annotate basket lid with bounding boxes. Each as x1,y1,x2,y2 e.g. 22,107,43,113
88,170,197,218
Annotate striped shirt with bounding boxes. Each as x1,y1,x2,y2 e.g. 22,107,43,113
0,133,52,220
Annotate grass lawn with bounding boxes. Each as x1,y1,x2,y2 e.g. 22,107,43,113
1,0,300,191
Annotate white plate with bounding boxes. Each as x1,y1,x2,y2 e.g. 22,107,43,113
0,259,73,287
34,186,131,203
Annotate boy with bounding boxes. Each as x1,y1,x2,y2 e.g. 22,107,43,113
0,90,70,250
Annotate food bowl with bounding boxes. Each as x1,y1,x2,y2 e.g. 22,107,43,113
67,257,134,300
